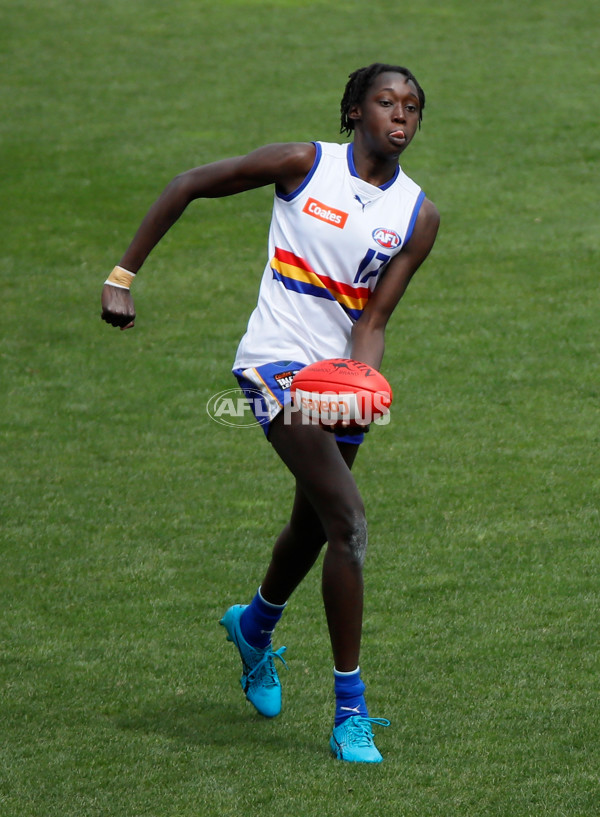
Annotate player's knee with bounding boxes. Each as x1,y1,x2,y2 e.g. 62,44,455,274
348,512,368,567
330,509,368,567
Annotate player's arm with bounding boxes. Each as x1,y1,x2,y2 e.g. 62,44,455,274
101,142,316,329
349,197,440,368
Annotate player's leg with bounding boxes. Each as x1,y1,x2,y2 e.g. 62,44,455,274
267,414,389,761
259,440,360,605
224,433,360,719
267,413,366,673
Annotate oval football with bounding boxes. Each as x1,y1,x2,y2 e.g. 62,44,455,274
290,358,392,425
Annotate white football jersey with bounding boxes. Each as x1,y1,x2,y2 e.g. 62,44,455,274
233,141,425,369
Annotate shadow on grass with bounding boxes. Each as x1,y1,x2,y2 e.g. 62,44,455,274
114,694,320,755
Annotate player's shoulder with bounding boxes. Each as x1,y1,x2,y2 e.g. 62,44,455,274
394,165,439,225
270,142,347,196
317,141,349,154
404,195,440,252
312,141,351,165
419,196,440,227
242,141,317,192
394,164,423,199
253,141,316,168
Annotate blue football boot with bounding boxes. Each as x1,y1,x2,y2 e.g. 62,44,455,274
330,716,390,763
220,604,287,718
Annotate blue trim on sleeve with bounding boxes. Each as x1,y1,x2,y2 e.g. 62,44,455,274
276,142,322,201
404,190,426,245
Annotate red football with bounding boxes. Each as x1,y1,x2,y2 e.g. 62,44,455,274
290,358,393,427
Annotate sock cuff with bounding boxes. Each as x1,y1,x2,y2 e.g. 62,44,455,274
333,666,360,677
257,586,287,611
334,667,365,697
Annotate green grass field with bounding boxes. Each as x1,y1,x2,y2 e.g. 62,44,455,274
1,1,598,814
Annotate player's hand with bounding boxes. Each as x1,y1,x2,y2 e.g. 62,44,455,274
101,284,136,330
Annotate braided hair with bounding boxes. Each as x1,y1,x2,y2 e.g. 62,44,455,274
340,63,425,136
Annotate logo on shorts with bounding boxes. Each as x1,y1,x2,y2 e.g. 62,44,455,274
274,369,298,390
303,197,348,229
372,227,401,249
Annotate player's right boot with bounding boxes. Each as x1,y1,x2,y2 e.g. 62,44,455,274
329,715,390,763
220,604,287,718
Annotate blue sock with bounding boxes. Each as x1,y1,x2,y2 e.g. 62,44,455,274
240,587,286,649
334,667,368,726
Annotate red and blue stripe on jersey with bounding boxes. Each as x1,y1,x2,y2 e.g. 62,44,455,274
270,247,369,321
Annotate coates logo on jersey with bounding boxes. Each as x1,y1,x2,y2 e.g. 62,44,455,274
373,228,401,250
303,197,349,229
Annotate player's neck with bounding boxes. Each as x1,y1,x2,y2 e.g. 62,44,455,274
351,142,399,188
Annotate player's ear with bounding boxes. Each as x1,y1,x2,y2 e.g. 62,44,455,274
348,104,361,124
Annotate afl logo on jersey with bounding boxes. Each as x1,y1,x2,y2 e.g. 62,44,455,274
373,228,401,250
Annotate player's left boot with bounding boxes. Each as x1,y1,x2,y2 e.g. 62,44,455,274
220,604,287,718
329,715,390,763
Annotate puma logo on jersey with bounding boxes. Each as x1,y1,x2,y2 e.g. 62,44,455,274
303,197,349,229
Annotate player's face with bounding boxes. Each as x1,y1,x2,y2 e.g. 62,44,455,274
350,72,421,157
